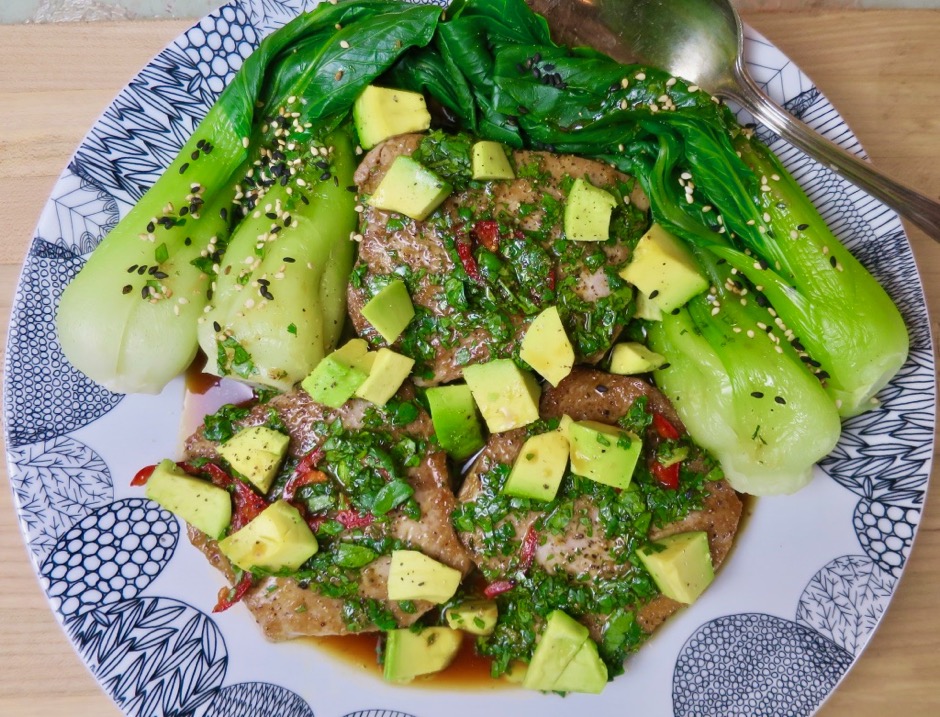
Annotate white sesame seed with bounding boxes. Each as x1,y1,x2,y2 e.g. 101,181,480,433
620,78,629,89
746,330,755,338
339,40,350,49
688,85,699,92
635,72,646,81
620,99,628,110
762,212,771,223
790,230,798,240
666,77,677,87
680,172,692,181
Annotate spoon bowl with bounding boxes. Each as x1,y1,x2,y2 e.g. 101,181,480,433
528,0,940,241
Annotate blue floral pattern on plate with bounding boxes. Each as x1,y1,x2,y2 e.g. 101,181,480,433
2,3,934,716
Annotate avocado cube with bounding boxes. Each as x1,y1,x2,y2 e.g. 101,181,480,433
383,627,463,683
522,610,590,691
301,338,372,408
551,637,608,694
354,348,415,406
637,531,715,604
368,156,452,221
361,279,415,344
563,178,618,242
619,223,709,312
503,431,570,502
216,425,290,493
426,383,485,460
462,359,541,433
568,420,642,490
387,549,462,604
635,290,664,321
471,140,515,180
218,499,318,572
519,306,574,387
353,85,432,150
145,459,232,539
444,599,498,636
609,342,666,375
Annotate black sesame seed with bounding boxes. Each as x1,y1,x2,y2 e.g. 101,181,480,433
333,176,339,187
280,174,290,186
179,163,189,174
140,286,150,299
284,257,296,263
595,384,609,394
146,222,155,233
346,185,357,193
197,139,206,149
798,223,809,231
818,370,830,379
758,258,769,269
284,216,292,227
213,321,221,332
184,237,192,246
774,396,787,405
300,194,310,205
271,226,282,234
137,265,148,275
792,339,804,351
315,160,329,169
751,391,764,398
649,289,660,299
220,208,228,221
148,266,158,275
265,212,278,220
127,264,138,273
203,144,214,154
261,288,275,301
830,255,838,268
191,150,200,161
319,171,332,181
122,284,132,294
180,206,189,216
659,362,671,370
258,278,270,286
153,271,168,280
544,63,555,71
671,308,681,315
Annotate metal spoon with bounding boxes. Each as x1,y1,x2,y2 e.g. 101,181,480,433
528,0,940,241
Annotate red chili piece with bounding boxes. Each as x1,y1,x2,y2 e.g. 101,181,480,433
547,267,556,292
652,412,681,441
335,509,374,530
483,580,515,599
131,464,157,486
456,240,481,282
283,447,325,502
212,572,253,613
650,459,680,490
519,525,538,571
472,220,500,252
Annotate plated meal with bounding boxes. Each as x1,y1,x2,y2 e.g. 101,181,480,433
6,0,933,714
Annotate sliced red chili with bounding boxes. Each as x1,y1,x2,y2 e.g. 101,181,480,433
472,220,500,252
652,412,681,441
335,509,374,531
519,525,538,571
547,267,556,292
212,572,253,613
456,240,481,282
483,580,515,599
650,459,680,490
131,464,157,486
283,447,326,502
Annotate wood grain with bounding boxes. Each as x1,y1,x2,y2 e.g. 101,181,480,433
0,11,937,716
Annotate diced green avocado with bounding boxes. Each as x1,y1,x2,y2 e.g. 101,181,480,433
568,420,642,490
425,383,485,460
503,431,570,502
145,459,231,539
353,85,432,150
471,140,515,180
444,599,498,636
619,223,709,312
635,290,664,321
637,531,715,604
217,499,318,572
557,414,574,440
462,359,541,433
383,627,463,683
354,348,414,406
332,338,370,365
216,425,290,493
368,155,452,221
519,306,574,387
361,279,415,344
563,178,618,242
522,610,590,691
301,352,369,409
387,549,462,603
609,342,666,375
551,637,608,694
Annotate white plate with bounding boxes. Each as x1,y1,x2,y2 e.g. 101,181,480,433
3,2,935,716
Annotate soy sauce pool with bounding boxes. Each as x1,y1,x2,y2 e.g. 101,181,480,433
304,632,514,690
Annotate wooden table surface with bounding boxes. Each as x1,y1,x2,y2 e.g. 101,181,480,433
1,10,938,716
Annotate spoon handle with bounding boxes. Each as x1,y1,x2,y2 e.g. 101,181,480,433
731,70,940,242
